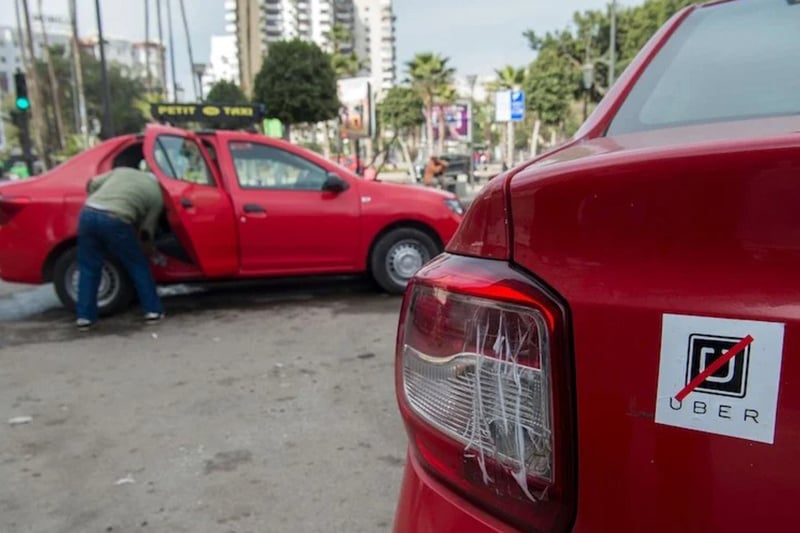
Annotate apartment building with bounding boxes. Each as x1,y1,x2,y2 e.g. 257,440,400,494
226,0,394,97
202,34,239,96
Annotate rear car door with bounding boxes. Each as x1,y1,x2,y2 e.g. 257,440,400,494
143,125,238,278
220,139,361,275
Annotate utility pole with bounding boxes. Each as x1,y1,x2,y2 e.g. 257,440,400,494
609,0,617,86
94,0,114,138
145,0,152,93
156,0,167,99
37,0,65,151
178,0,199,99
69,0,89,147
466,74,477,184
166,0,179,101
19,0,48,170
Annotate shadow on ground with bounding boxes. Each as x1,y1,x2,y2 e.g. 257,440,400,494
0,276,401,349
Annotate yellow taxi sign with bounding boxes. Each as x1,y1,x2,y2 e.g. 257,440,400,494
150,102,266,124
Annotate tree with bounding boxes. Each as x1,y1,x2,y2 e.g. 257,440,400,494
406,52,455,156
328,23,364,79
83,55,147,138
253,39,339,139
492,65,527,91
205,80,249,104
378,86,424,132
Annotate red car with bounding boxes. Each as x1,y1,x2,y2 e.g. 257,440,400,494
0,125,463,314
394,1,800,532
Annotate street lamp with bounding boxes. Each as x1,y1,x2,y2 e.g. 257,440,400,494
466,74,477,184
192,62,206,100
582,63,594,122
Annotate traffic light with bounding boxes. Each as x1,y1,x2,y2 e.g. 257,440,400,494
14,71,30,112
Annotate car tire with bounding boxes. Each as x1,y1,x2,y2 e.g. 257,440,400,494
371,228,441,295
53,247,134,316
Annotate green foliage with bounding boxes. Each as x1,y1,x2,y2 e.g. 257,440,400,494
522,0,700,133
253,39,340,128
33,45,147,146
378,86,424,132
524,46,576,126
406,52,455,108
205,80,249,104
406,52,455,154
328,24,365,79
492,65,527,91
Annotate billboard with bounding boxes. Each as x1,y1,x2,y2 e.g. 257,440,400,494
338,77,373,139
430,102,472,143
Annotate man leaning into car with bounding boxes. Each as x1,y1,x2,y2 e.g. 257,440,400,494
75,166,165,331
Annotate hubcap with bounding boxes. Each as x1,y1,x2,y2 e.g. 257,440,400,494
386,239,429,288
66,261,121,309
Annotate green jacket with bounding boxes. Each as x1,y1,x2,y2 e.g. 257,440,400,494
86,168,164,242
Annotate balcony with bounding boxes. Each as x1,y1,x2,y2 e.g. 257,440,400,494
224,0,236,9
224,12,237,22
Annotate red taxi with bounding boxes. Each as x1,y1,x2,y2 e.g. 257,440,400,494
393,1,800,532
0,126,463,314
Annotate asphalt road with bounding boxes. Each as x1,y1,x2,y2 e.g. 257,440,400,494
0,279,408,533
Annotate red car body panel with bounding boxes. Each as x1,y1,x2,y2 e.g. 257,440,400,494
0,127,461,286
394,1,800,531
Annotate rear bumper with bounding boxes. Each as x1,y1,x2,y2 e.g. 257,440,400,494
393,449,519,533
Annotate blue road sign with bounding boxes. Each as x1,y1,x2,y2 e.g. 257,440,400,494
511,90,525,122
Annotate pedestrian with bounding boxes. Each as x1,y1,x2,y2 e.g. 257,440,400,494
422,155,448,187
76,166,165,330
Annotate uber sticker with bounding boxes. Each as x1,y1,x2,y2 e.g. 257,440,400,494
655,314,785,444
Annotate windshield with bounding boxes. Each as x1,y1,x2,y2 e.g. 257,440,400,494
608,0,800,135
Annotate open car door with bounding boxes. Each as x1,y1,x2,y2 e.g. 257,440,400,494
143,124,238,278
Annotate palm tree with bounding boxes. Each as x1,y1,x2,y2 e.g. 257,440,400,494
490,66,526,166
406,52,455,156
491,65,527,91
433,84,458,156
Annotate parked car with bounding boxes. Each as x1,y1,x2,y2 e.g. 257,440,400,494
393,1,800,532
0,125,464,315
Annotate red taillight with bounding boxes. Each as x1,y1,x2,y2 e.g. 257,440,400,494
396,254,575,532
0,195,31,225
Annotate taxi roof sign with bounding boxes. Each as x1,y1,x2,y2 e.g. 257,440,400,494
150,103,267,125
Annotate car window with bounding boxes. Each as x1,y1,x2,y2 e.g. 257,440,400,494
152,135,215,186
608,0,800,135
229,142,329,191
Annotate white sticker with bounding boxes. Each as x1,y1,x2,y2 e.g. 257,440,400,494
655,314,785,444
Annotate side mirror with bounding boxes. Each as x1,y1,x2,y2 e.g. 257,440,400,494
322,173,349,194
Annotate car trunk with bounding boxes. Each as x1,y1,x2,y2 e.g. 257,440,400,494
508,129,800,531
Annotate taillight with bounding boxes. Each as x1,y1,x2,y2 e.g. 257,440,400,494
396,254,575,532
0,195,31,225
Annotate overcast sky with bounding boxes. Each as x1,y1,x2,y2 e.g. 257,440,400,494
1,0,634,98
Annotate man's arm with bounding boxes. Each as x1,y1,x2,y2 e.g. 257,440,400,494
139,202,162,256
86,171,112,195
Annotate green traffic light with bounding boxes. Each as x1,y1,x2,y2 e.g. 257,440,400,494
16,97,30,111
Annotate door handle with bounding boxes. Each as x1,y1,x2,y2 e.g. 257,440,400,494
180,197,194,209
243,203,266,214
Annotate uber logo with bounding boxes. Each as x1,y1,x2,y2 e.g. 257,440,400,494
656,314,785,444
686,334,750,398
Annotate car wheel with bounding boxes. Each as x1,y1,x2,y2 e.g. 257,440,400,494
53,247,134,316
371,228,440,295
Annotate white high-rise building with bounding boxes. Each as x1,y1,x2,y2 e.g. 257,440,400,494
202,35,239,96
226,0,395,96
353,0,396,93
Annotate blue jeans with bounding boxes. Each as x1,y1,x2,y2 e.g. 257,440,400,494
77,208,163,321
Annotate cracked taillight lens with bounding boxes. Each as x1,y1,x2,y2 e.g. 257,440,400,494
396,255,575,532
